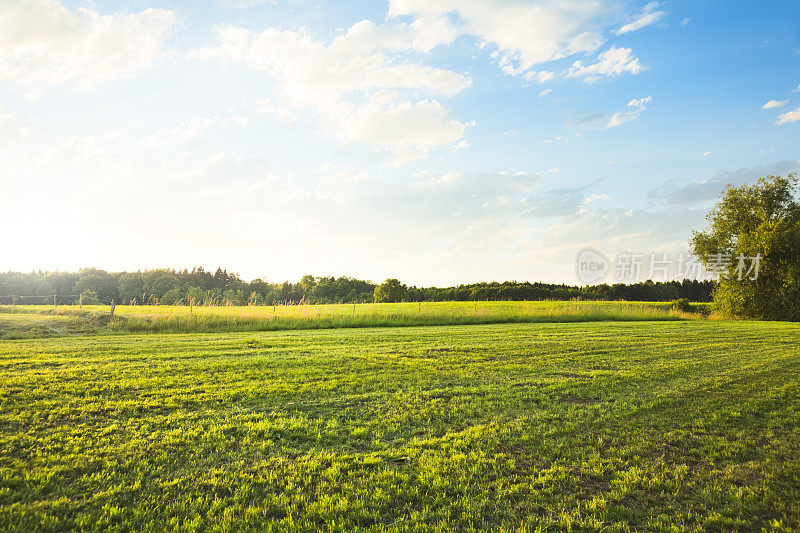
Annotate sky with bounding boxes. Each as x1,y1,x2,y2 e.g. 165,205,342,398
1,0,799,286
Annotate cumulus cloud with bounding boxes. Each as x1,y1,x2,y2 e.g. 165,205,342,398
331,92,472,164
606,96,651,128
615,2,666,35
388,0,608,79
0,0,176,90
777,106,800,125
762,99,788,109
191,21,471,162
192,1,653,157
566,46,644,83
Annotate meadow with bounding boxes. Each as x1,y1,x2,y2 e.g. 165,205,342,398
0,300,708,339
1,314,799,530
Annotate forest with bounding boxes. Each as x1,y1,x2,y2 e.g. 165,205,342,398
0,267,714,305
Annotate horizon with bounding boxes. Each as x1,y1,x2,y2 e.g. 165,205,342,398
2,0,799,285
0,264,718,288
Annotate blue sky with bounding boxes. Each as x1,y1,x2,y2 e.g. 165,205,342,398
1,0,799,285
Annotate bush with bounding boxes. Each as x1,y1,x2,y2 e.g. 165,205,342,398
671,298,693,313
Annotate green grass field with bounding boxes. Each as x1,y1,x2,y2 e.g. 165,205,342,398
1,314,799,531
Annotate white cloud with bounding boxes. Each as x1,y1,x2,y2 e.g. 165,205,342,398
2,111,662,284
0,103,27,143
566,46,644,83
584,193,610,204
535,204,704,269
332,92,471,164
524,70,555,83
539,88,552,97
777,106,800,125
702,151,711,156
218,0,278,7
0,0,176,90
142,113,251,148
616,2,666,35
762,99,788,109
191,22,471,162
606,96,651,128
680,18,690,26
648,161,800,206
388,0,607,79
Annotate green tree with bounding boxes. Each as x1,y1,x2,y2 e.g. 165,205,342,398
118,272,144,304
160,287,183,305
79,290,100,305
187,286,207,305
74,269,118,304
690,173,800,320
143,271,180,299
374,279,408,303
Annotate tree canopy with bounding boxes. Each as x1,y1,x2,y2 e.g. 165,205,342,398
691,173,800,320
374,279,408,303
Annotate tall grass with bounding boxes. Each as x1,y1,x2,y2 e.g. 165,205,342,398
0,301,708,337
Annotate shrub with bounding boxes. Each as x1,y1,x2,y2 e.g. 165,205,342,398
671,298,693,313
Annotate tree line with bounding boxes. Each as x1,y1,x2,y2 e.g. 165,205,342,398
0,267,714,305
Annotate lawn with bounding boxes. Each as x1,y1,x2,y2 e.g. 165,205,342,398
1,320,798,531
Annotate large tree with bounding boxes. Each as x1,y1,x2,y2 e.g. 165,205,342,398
374,279,408,303
690,174,800,320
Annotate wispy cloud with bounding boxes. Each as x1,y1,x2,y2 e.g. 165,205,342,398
777,106,800,125
648,161,800,206
606,96,652,128
762,99,788,109
615,2,666,35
